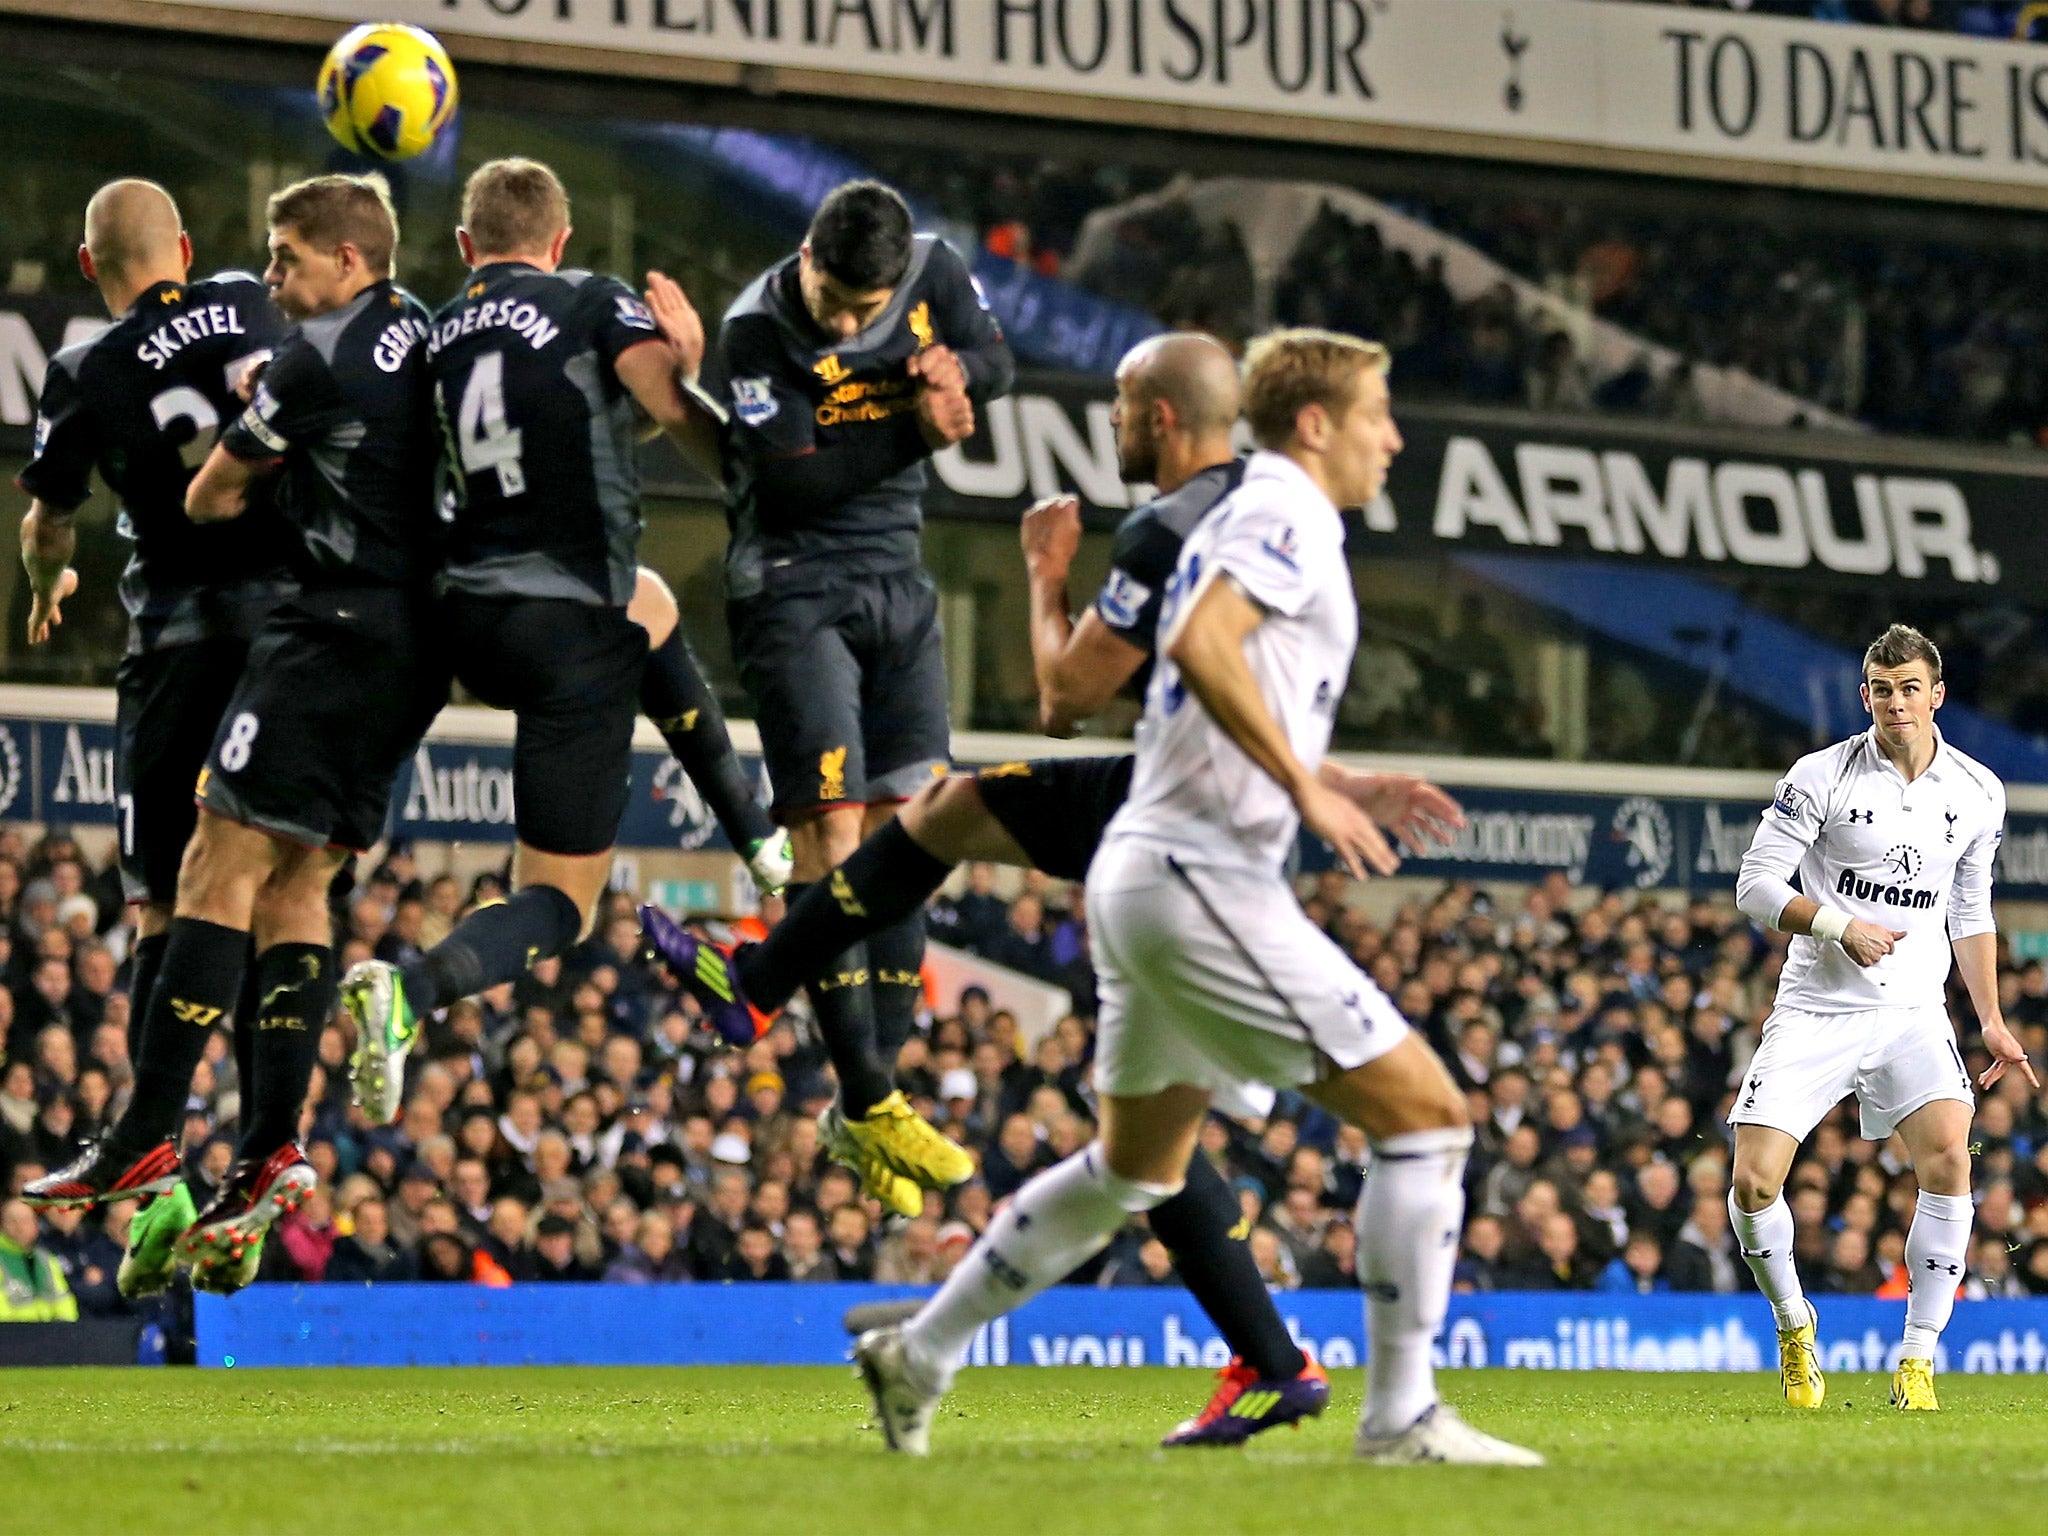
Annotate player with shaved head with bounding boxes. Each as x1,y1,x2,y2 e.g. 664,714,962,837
18,179,294,1283
644,329,1466,1446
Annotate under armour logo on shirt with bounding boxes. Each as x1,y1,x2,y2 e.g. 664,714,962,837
1925,1257,1960,1276
1845,809,1874,824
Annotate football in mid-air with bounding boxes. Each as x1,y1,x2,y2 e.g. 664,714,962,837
317,22,458,161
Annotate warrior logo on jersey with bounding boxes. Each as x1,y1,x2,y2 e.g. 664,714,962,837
731,377,778,427
1096,567,1152,630
813,354,850,386
908,301,934,349
1882,844,1922,881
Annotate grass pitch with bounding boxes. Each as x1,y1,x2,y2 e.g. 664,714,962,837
1,1366,2043,1535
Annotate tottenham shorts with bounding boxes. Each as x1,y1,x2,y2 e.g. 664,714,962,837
1727,1002,1974,1143
1087,839,1407,1104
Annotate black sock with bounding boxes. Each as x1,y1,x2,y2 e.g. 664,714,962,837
738,822,952,1013
230,951,260,1134
867,909,927,1078
642,627,777,854
112,917,250,1151
400,884,582,1016
783,882,893,1117
1150,1151,1307,1381
239,943,335,1163
125,932,169,1067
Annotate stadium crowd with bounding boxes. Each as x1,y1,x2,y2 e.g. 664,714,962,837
5,823,2048,1317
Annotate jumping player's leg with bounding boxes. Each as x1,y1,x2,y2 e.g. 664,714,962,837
687,776,1024,1021
628,568,787,888
103,810,276,1155
785,802,894,1117
237,844,348,1165
348,593,617,1123
855,571,952,1113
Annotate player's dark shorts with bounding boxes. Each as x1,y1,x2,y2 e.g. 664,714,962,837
440,591,645,856
729,566,950,821
198,586,451,853
972,754,1136,882
114,635,251,904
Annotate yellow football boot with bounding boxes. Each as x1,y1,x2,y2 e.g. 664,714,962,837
1890,1358,1939,1411
835,1091,976,1190
819,1098,930,1219
1778,1301,1826,1409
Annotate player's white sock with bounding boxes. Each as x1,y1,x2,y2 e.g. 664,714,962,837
1728,1191,1808,1332
1357,1125,1472,1438
1902,1189,1973,1361
901,1145,1178,1389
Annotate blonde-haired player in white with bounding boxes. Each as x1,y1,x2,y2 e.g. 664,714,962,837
1733,624,2034,1411
856,330,1540,1466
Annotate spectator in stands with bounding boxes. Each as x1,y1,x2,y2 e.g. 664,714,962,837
532,1214,598,1282
606,1210,690,1283
36,1201,122,1316
783,1209,836,1282
1599,1231,1670,1295
327,1197,415,1283
1665,1189,1744,1294
0,1198,75,1320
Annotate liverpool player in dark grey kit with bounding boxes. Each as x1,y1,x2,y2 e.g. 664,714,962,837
34,175,446,1290
344,157,737,1125
696,179,1014,1211
648,333,1464,1444
18,180,293,1224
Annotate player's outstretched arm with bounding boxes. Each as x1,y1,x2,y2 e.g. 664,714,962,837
616,335,721,480
1318,764,1466,855
1951,931,2038,1089
1166,573,1395,880
1020,494,1146,736
19,500,78,646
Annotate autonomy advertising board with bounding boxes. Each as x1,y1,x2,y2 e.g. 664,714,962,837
197,1282,2048,1375
8,703,2048,901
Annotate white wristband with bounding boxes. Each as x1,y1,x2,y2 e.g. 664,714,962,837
1808,907,1852,945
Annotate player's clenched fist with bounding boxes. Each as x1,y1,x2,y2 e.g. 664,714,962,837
916,383,975,446
1840,918,1907,967
1019,495,1082,579
908,344,966,396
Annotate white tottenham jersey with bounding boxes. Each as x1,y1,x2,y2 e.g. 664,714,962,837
1103,450,1357,874
1739,727,2004,1013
